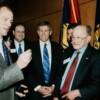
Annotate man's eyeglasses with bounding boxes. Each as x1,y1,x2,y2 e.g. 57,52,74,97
71,36,87,41
15,31,25,33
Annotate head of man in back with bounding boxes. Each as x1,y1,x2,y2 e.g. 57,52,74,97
71,25,92,51
13,24,25,42
0,5,13,38
37,21,52,42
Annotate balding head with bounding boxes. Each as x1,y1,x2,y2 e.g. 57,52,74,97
0,6,13,37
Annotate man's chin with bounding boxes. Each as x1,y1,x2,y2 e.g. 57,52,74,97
73,45,80,50
16,39,23,42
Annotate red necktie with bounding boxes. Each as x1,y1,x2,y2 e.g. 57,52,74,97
61,52,79,95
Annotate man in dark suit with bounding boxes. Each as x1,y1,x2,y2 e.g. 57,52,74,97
10,24,32,99
0,5,32,100
11,24,32,61
26,21,63,100
54,25,100,100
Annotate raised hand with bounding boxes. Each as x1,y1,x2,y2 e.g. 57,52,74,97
16,49,32,69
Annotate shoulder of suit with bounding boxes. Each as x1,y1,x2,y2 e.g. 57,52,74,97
51,41,62,47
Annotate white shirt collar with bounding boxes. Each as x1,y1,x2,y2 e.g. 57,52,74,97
14,39,24,46
0,38,3,44
39,40,50,46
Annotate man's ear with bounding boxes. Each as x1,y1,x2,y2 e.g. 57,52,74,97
87,36,91,43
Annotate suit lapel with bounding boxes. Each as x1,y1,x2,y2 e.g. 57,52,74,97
50,42,54,80
35,41,44,81
49,42,59,83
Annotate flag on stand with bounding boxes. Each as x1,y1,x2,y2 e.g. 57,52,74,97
61,0,81,49
93,0,100,49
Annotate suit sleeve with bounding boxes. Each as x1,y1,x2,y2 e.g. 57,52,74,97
0,63,24,91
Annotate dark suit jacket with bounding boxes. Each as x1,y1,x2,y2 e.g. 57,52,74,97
26,40,63,100
10,39,32,100
55,45,100,100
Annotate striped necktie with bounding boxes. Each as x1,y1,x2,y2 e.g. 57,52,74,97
43,43,50,83
61,52,79,94
18,43,22,55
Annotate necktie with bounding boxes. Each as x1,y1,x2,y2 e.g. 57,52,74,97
43,43,50,83
61,52,79,94
18,43,22,55
2,41,10,65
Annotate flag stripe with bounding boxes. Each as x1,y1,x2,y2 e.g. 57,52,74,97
71,0,78,23
70,0,80,23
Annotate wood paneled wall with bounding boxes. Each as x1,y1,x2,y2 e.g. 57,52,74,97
14,0,97,43
79,0,96,44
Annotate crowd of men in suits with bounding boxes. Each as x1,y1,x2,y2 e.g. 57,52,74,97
0,5,100,100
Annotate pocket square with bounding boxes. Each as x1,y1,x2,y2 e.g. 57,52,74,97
63,57,70,64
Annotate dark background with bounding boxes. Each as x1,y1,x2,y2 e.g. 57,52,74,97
0,0,97,44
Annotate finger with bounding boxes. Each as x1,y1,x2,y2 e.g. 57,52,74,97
43,94,52,98
53,97,59,100
15,92,26,97
25,49,31,52
23,89,29,93
27,49,32,54
21,84,27,88
62,94,67,98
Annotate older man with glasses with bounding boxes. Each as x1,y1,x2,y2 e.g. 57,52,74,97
54,25,100,100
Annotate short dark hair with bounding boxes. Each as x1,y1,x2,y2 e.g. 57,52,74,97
37,21,52,30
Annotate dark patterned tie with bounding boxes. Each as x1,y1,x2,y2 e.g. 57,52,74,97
2,41,10,65
61,52,79,95
18,43,22,55
43,43,50,83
